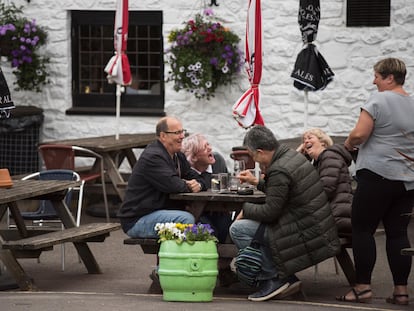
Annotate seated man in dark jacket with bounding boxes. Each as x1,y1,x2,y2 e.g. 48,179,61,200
117,116,206,238
230,125,340,302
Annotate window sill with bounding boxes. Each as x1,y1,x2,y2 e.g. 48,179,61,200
65,107,166,117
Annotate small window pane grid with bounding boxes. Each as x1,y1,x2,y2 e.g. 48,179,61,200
70,11,164,115
0,125,41,176
347,0,390,27
76,25,161,96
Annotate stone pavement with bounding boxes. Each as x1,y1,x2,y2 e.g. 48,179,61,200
0,213,413,311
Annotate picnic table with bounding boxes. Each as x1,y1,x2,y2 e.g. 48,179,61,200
0,179,120,290
41,133,157,201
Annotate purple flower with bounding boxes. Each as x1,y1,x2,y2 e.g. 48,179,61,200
11,58,19,67
210,57,218,67
203,8,214,16
22,55,33,63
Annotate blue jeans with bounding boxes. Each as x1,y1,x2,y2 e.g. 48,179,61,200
230,219,278,281
126,210,195,238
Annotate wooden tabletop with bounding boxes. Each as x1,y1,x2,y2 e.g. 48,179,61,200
41,133,157,152
0,180,81,204
170,189,266,203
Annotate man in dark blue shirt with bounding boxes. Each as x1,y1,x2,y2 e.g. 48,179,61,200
117,116,206,238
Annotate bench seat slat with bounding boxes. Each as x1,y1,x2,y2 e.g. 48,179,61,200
2,223,120,250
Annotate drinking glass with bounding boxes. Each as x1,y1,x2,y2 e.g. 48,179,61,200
234,160,245,175
211,174,220,192
219,173,229,193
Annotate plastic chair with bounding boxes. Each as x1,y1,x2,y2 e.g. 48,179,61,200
38,144,110,223
230,146,255,169
7,169,82,271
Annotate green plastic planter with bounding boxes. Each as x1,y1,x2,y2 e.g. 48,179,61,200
158,240,218,302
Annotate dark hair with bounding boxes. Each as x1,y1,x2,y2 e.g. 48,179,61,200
243,125,279,151
156,117,169,136
373,58,406,85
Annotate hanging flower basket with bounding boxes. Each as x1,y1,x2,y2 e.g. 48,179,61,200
0,3,50,92
166,9,243,100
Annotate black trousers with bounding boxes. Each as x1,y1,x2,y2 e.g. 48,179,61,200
352,169,414,285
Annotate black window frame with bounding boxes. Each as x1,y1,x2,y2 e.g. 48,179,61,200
68,10,165,116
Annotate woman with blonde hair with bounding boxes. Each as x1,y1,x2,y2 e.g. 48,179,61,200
297,128,353,237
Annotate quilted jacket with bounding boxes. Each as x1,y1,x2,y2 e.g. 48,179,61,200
315,144,353,237
242,145,340,279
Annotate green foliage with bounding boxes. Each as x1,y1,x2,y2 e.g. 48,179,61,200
155,222,218,245
166,10,243,100
0,3,50,92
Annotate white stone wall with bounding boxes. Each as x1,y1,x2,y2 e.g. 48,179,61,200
3,0,414,170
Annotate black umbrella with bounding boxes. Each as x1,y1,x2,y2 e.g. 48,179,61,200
291,0,334,128
0,67,14,119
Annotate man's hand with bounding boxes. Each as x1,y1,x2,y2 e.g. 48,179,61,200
235,210,244,220
238,170,258,186
185,179,202,193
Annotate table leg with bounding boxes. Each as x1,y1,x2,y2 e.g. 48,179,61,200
0,249,36,290
335,246,356,286
51,200,102,274
123,148,138,168
7,202,28,238
185,201,207,221
102,153,126,200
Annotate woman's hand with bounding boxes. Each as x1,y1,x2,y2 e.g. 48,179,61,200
296,143,306,154
235,210,244,220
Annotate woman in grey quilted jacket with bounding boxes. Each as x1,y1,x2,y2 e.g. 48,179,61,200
298,128,353,237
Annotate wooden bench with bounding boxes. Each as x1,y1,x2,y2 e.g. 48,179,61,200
3,223,120,254
125,236,357,294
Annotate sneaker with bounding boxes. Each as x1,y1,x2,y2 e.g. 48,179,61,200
275,275,302,299
248,278,290,302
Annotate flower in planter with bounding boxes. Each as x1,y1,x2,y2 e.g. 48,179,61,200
166,9,243,100
0,3,50,92
155,222,218,244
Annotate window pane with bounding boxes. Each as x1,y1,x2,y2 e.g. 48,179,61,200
70,10,165,116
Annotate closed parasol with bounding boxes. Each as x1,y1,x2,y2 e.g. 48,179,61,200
291,0,334,129
104,0,132,139
232,0,264,129
0,67,14,119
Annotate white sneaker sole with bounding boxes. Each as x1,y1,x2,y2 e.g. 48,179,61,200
248,282,290,302
275,281,302,299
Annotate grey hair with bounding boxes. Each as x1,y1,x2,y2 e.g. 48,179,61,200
243,125,279,151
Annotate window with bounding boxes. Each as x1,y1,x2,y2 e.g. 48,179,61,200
68,10,165,116
347,0,390,27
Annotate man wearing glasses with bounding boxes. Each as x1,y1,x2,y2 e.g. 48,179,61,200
117,116,206,239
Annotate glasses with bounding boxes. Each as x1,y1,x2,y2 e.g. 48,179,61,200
164,129,187,135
